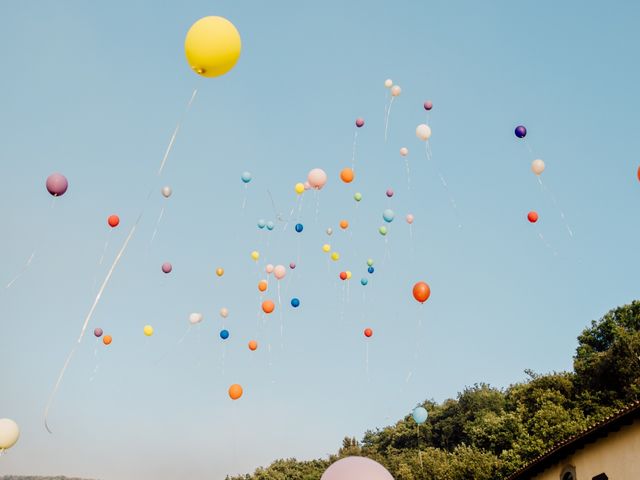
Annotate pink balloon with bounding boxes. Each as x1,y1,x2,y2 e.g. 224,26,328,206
386,188,394,198
274,264,286,280
307,168,328,190
266,264,274,274
46,173,68,197
162,262,172,274
406,214,414,224
289,262,296,269
321,457,393,480
304,181,311,190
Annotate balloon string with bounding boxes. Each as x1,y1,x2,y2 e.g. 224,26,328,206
44,88,198,433
241,184,248,211
537,176,574,238
384,97,395,142
426,142,462,229
404,158,411,191
351,129,358,171
157,88,198,176
149,207,165,246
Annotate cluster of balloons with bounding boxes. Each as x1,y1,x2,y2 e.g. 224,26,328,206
93,328,112,346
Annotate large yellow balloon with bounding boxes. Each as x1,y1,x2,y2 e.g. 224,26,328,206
185,16,241,78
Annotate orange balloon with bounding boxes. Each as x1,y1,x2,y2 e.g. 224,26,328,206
258,280,268,292
412,281,431,303
229,383,243,400
262,300,275,314
340,167,354,183
107,215,120,228
103,335,112,346
339,220,349,230
248,340,258,351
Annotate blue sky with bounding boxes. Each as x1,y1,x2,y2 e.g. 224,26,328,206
1,1,640,479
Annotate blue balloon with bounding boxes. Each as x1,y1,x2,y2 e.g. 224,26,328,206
514,125,527,139
220,329,230,340
291,298,300,308
368,266,375,274
257,219,266,229
383,209,395,223
295,223,304,233
361,278,368,286
266,221,275,231
412,406,428,424
241,171,252,183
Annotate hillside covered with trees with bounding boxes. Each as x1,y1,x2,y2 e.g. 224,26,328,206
227,301,640,480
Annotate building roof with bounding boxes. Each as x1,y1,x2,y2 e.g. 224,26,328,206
505,400,640,480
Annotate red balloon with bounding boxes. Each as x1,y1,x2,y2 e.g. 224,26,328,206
637,166,640,182
412,281,431,303
339,271,347,280
108,215,120,228
527,211,539,223
364,328,373,338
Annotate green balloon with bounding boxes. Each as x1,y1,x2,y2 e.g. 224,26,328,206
367,259,374,267
379,226,388,236
354,192,362,202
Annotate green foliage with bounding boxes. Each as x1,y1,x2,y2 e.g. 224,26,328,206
224,301,640,480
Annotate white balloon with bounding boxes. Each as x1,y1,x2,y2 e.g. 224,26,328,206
384,79,393,88
391,85,402,97
326,227,333,236
531,159,545,175
189,312,203,325
219,308,229,319
416,124,432,141
0,418,19,451
400,147,409,157
161,186,172,198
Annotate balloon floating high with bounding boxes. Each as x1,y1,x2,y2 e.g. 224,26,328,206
406,214,414,224
326,227,333,235
378,226,388,236
531,159,545,175
364,328,373,338
528,211,539,223
295,223,304,233
416,124,432,141
339,271,347,280
93,328,103,338
185,16,241,77
220,329,229,340
0,418,20,452
382,209,395,223
368,266,375,274
340,220,349,230
354,192,362,202
340,167,354,183
391,85,402,97
355,118,365,128
322,244,331,253
307,168,328,190
220,307,229,318
424,100,433,111
384,79,393,88
295,182,305,195
257,219,266,229
400,147,409,156
216,267,224,277
412,406,428,424
331,251,340,261
291,298,300,308
515,125,527,138
143,325,154,337
103,335,112,346
162,262,172,274
189,312,204,325
413,281,431,303
360,278,368,286
289,261,296,269
266,264,274,274
258,280,268,292
107,215,120,228
46,173,68,197
248,340,258,351
266,221,275,231
228,383,243,400
251,250,260,261
262,300,275,314
386,188,394,198
161,186,172,198
274,265,286,280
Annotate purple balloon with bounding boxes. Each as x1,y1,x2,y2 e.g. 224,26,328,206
355,118,365,128
515,125,527,138
321,457,393,480
94,328,103,338
386,188,394,198
289,262,296,269
46,173,68,197
162,262,172,274
424,100,433,111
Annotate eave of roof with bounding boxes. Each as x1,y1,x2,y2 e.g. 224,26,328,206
505,400,640,480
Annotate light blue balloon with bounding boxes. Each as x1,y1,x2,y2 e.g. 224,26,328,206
257,219,266,229
266,221,275,231
412,406,428,424
241,171,252,183
361,278,368,286
383,209,395,223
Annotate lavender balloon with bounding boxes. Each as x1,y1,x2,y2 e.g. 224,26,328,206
93,328,103,338
321,457,393,480
46,173,68,197
424,100,433,111
386,188,394,198
515,125,527,138
289,262,296,269
355,118,365,128
162,262,172,274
